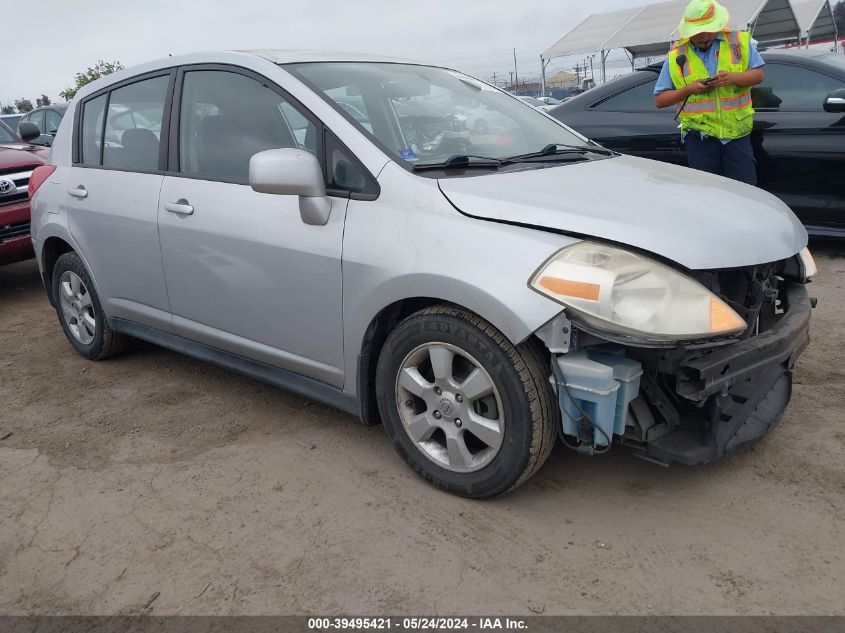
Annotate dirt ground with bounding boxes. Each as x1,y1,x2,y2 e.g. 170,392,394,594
1,242,843,616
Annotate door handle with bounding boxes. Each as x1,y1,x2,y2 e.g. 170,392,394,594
69,186,88,199
165,200,194,215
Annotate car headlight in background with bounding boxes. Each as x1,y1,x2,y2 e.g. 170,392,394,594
529,241,747,341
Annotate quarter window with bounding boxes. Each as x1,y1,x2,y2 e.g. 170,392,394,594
80,94,107,166
753,63,843,111
178,70,317,182
102,76,168,170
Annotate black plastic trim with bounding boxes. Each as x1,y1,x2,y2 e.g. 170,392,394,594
676,283,811,400
108,318,362,418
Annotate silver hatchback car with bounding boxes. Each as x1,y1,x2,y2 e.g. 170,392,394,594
30,51,815,497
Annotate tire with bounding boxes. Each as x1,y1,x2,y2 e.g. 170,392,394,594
375,305,558,498
52,251,128,360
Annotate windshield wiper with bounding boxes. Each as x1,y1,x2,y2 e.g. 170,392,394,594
412,154,504,171
504,143,615,162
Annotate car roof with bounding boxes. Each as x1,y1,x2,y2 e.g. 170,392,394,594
239,49,428,66
638,47,841,72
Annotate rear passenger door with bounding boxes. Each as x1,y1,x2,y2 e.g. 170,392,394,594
156,67,348,387
67,71,175,332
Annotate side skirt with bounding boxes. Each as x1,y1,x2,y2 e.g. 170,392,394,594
108,317,362,418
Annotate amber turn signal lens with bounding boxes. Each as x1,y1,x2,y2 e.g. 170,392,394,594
538,277,601,301
710,296,746,334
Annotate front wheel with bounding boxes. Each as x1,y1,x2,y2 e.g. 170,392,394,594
52,252,128,360
375,305,558,497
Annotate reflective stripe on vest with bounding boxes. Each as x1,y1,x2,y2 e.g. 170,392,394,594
720,92,752,111
667,32,754,140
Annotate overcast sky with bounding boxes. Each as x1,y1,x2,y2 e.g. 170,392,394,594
2,0,648,107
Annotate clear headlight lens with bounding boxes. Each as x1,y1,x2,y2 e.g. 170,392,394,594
798,247,817,281
530,242,747,341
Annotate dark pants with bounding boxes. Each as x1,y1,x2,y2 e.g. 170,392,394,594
683,133,757,186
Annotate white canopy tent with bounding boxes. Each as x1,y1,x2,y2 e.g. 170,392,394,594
792,0,839,44
541,0,803,92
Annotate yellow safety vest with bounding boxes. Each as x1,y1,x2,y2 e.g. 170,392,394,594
668,32,754,140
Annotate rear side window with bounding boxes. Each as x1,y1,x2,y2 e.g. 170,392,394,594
178,70,317,182
594,79,658,111
103,76,168,170
81,95,107,165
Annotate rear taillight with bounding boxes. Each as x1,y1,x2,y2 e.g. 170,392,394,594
28,165,57,199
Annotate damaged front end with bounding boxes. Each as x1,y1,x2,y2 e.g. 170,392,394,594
536,254,814,466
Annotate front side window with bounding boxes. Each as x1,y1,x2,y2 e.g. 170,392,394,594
28,110,46,133
287,62,590,168
595,79,659,111
753,63,843,111
80,94,107,165
103,75,168,170
178,70,317,182
45,109,62,135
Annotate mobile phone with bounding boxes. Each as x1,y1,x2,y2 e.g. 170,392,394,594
701,77,718,85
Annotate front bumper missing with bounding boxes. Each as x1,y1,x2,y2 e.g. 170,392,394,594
645,283,811,465
551,283,812,466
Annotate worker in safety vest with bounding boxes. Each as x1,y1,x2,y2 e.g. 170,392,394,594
654,0,765,185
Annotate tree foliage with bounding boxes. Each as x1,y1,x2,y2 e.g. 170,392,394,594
0,104,15,114
14,98,33,113
36,94,51,107
60,60,124,101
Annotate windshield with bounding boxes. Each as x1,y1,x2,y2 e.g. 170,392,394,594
0,120,18,143
287,62,591,167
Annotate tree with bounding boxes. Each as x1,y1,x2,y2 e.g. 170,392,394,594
14,98,33,113
0,104,15,114
835,1,845,38
36,94,51,107
60,60,124,101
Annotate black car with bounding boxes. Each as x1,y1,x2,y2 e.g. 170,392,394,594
16,103,68,148
550,50,845,237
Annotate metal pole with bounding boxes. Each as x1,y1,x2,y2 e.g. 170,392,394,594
540,55,546,97
513,48,519,87
601,50,607,84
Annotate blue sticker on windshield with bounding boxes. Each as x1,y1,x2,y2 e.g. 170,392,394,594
399,148,417,160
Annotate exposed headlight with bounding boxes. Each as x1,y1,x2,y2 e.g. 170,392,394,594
529,242,747,341
798,247,817,281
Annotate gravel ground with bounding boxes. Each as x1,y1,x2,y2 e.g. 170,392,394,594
1,242,843,616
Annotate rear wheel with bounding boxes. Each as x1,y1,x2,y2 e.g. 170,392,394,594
53,252,128,360
376,305,557,497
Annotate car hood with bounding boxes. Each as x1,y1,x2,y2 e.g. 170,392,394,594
437,154,807,270
0,143,48,168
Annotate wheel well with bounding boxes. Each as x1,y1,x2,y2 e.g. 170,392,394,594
41,237,74,306
357,297,447,426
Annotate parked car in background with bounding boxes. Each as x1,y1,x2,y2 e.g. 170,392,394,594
31,51,814,497
17,104,68,148
516,96,552,110
549,50,845,237
537,96,563,107
0,120,48,264
0,113,23,131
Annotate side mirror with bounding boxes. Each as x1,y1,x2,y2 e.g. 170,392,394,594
823,88,845,113
18,121,41,143
249,148,332,226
